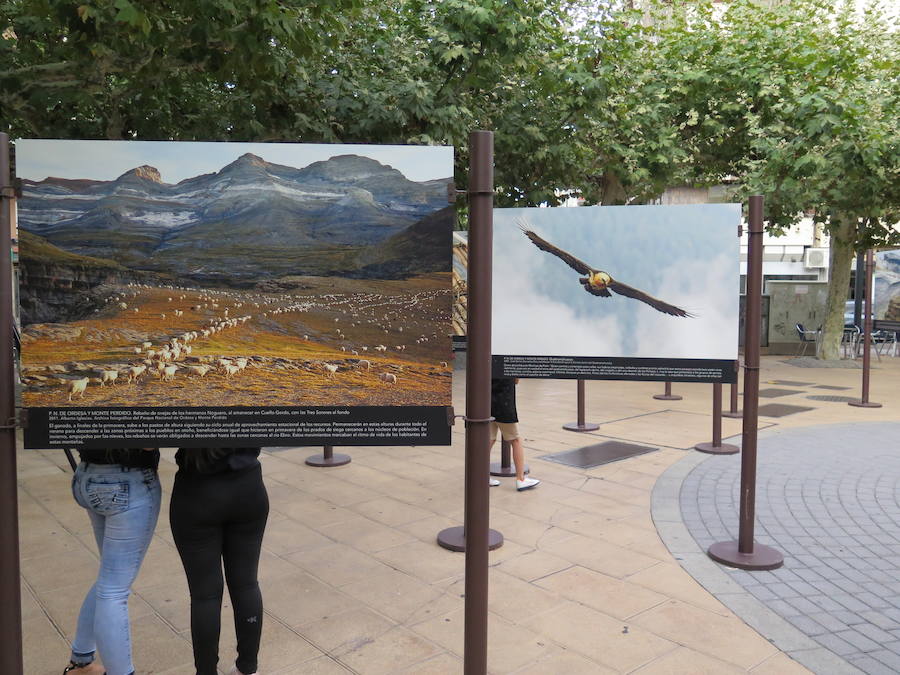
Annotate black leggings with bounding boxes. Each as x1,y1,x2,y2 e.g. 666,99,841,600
170,464,269,675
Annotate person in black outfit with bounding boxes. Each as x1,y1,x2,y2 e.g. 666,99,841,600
169,448,269,675
491,378,540,491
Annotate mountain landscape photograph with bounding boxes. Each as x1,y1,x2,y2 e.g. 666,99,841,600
16,140,455,411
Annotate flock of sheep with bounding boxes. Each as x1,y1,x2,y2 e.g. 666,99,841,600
23,280,453,404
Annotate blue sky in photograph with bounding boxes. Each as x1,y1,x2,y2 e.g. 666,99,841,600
492,204,740,360
15,139,454,183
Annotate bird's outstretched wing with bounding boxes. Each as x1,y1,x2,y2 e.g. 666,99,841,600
518,223,593,275
608,280,693,318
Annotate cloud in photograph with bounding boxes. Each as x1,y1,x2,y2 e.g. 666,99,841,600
492,204,739,360
15,139,453,183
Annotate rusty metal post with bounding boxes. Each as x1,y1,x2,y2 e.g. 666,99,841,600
436,132,502,675
563,379,599,432
653,380,682,401
462,130,495,675
723,361,742,418
437,132,503,552
849,249,882,408
708,195,783,571
306,444,351,467
695,383,739,454
0,132,23,673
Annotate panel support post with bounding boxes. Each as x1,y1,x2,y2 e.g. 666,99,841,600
723,362,742,418
849,249,882,408
653,380,682,401
0,132,23,673
708,195,783,571
305,445,351,467
563,379,599,432
695,383,739,454
436,132,502,675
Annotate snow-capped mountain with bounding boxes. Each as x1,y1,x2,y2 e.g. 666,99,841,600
19,153,451,280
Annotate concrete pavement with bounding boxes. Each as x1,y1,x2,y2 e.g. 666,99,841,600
17,354,900,673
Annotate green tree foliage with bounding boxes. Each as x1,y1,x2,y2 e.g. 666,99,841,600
304,0,589,206
721,0,899,358
2,0,897,357
0,0,367,139
0,0,586,210
571,0,898,357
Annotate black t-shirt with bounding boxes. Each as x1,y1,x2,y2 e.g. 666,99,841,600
175,447,261,475
491,378,518,424
77,448,160,470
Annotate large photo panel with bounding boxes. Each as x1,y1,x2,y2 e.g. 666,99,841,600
492,204,740,382
874,249,900,320
17,139,454,448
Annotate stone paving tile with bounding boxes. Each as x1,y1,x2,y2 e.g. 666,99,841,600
26,359,900,674
522,601,677,672
870,649,900,672
847,655,898,675
814,633,857,657
677,421,900,675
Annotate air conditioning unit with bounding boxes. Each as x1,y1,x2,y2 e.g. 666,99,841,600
804,247,828,269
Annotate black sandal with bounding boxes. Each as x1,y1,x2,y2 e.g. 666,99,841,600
63,663,106,674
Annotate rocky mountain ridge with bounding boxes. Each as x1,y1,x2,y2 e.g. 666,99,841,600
19,153,451,281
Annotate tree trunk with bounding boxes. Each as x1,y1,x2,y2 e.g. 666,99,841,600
600,170,628,205
812,221,825,247
106,108,124,140
819,215,855,360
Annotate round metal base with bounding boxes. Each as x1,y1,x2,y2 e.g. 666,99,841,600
848,400,882,408
708,540,784,570
722,410,743,418
436,526,504,552
653,394,682,401
563,422,600,432
694,441,739,455
305,453,352,467
490,462,528,477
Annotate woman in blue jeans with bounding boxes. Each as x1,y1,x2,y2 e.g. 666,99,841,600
64,448,161,675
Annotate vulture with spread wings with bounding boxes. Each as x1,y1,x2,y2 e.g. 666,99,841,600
519,224,694,318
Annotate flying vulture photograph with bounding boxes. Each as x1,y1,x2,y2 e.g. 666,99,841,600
519,223,694,318
492,204,740,362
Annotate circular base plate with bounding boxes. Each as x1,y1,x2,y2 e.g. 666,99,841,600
436,526,504,552
848,400,883,408
694,442,740,455
653,394,683,401
708,540,784,570
722,410,743,418
563,422,600,432
490,462,528,477
305,453,352,467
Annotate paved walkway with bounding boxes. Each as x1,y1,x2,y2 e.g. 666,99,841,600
16,355,900,674
670,421,900,675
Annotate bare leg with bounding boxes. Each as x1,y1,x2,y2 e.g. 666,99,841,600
511,438,526,481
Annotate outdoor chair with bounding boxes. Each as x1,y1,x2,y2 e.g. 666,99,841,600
795,323,820,357
845,326,885,361
872,330,897,359
841,326,860,359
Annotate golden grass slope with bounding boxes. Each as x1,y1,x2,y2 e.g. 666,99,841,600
21,274,453,408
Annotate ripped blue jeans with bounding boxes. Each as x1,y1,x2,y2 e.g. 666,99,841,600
70,463,161,675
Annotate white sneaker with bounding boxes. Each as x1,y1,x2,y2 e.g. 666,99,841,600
489,478,500,487
516,477,540,491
